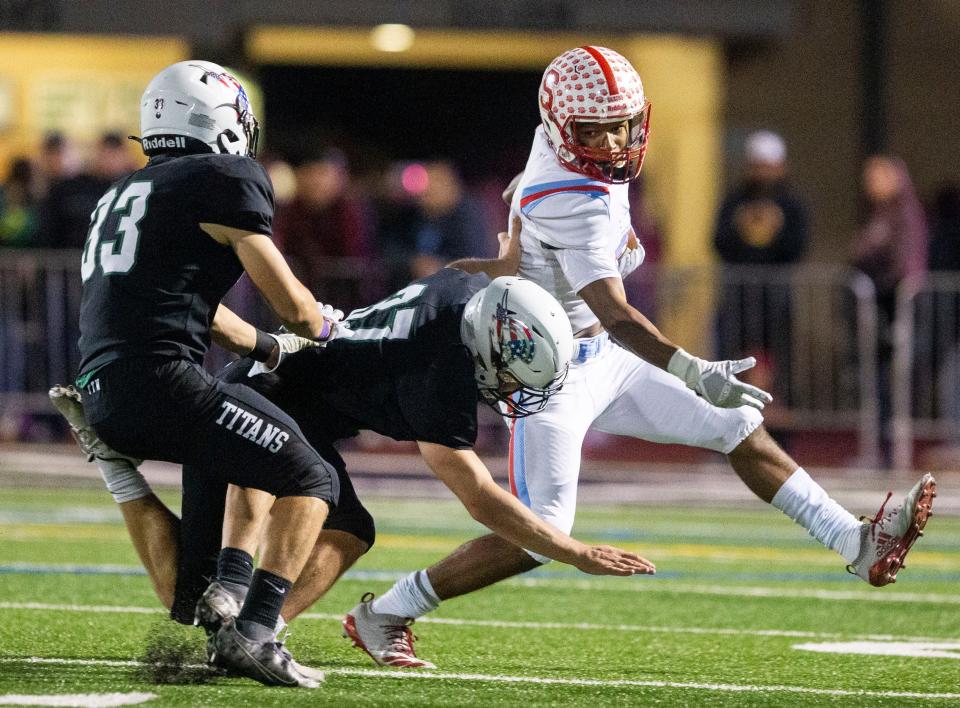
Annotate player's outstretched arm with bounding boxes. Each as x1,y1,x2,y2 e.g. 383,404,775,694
417,442,655,576
580,277,772,409
201,223,331,340
448,215,523,278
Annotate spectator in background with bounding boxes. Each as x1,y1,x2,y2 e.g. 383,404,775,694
36,132,80,194
850,154,928,466
373,162,424,293
851,155,927,299
272,149,375,308
0,158,40,247
713,130,809,403
38,132,136,249
409,161,490,279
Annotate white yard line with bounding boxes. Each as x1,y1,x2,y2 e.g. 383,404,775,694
505,575,960,604
0,693,156,707
2,658,959,701
794,641,960,659
0,601,951,643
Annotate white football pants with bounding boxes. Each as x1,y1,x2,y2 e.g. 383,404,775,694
508,333,763,563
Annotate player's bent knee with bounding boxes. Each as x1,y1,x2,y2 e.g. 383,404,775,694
324,505,376,550
273,459,340,507
721,405,764,455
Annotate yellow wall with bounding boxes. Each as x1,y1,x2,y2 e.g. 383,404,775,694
0,33,188,176
248,26,723,349
620,37,723,351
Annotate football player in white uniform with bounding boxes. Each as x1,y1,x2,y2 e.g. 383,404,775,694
348,45,936,668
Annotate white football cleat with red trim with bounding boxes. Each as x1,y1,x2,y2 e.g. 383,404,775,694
847,473,937,586
342,593,436,669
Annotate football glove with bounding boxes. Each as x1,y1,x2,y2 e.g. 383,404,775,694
316,302,355,343
667,348,772,410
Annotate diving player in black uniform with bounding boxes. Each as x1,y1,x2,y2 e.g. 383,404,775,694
66,60,345,687
53,268,656,669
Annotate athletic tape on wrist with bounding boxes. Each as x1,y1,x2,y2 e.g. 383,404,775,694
250,329,276,362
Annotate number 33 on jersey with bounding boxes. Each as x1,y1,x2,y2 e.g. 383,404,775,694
81,182,153,280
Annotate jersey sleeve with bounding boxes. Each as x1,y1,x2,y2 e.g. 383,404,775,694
516,178,613,250
199,156,275,235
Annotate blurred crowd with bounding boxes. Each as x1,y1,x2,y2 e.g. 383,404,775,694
1,131,665,316
711,130,960,465
3,128,960,338
2,133,506,311
6,128,960,461
0,130,960,468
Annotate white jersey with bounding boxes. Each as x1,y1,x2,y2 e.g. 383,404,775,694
509,126,644,333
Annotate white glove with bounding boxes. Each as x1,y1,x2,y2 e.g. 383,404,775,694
319,303,344,324
316,302,355,343
247,332,318,377
667,348,773,410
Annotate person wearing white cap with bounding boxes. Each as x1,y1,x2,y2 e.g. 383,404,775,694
745,129,787,166
713,129,810,402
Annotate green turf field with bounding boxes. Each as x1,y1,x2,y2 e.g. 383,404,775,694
0,485,958,706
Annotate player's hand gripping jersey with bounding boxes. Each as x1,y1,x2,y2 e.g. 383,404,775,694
510,127,644,333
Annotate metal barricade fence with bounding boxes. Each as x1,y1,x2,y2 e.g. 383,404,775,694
893,273,960,469
0,249,881,466
629,262,880,466
0,249,84,417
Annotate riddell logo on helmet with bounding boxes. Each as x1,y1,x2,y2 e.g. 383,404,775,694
142,136,186,151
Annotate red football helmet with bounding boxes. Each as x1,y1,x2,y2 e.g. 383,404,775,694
538,46,650,184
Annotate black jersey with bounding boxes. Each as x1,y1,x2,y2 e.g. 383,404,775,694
248,268,490,450
77,153,274,376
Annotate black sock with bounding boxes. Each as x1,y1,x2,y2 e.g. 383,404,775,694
236,569,291,640
216,547,253,601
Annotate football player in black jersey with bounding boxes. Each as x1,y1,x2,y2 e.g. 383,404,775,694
65,60,350,687
53,267,656,669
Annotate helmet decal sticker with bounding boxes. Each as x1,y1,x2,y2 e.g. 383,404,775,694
495,294,537,366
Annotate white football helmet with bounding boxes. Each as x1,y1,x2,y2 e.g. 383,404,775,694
139,60,259,158
538,46,650,183
461,276,574,418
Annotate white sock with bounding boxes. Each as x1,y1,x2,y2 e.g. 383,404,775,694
371,570,440,619
771,468,863,563
96,458,152,504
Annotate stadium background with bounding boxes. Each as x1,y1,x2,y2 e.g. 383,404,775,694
1,2,960,704
4,0,960,468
